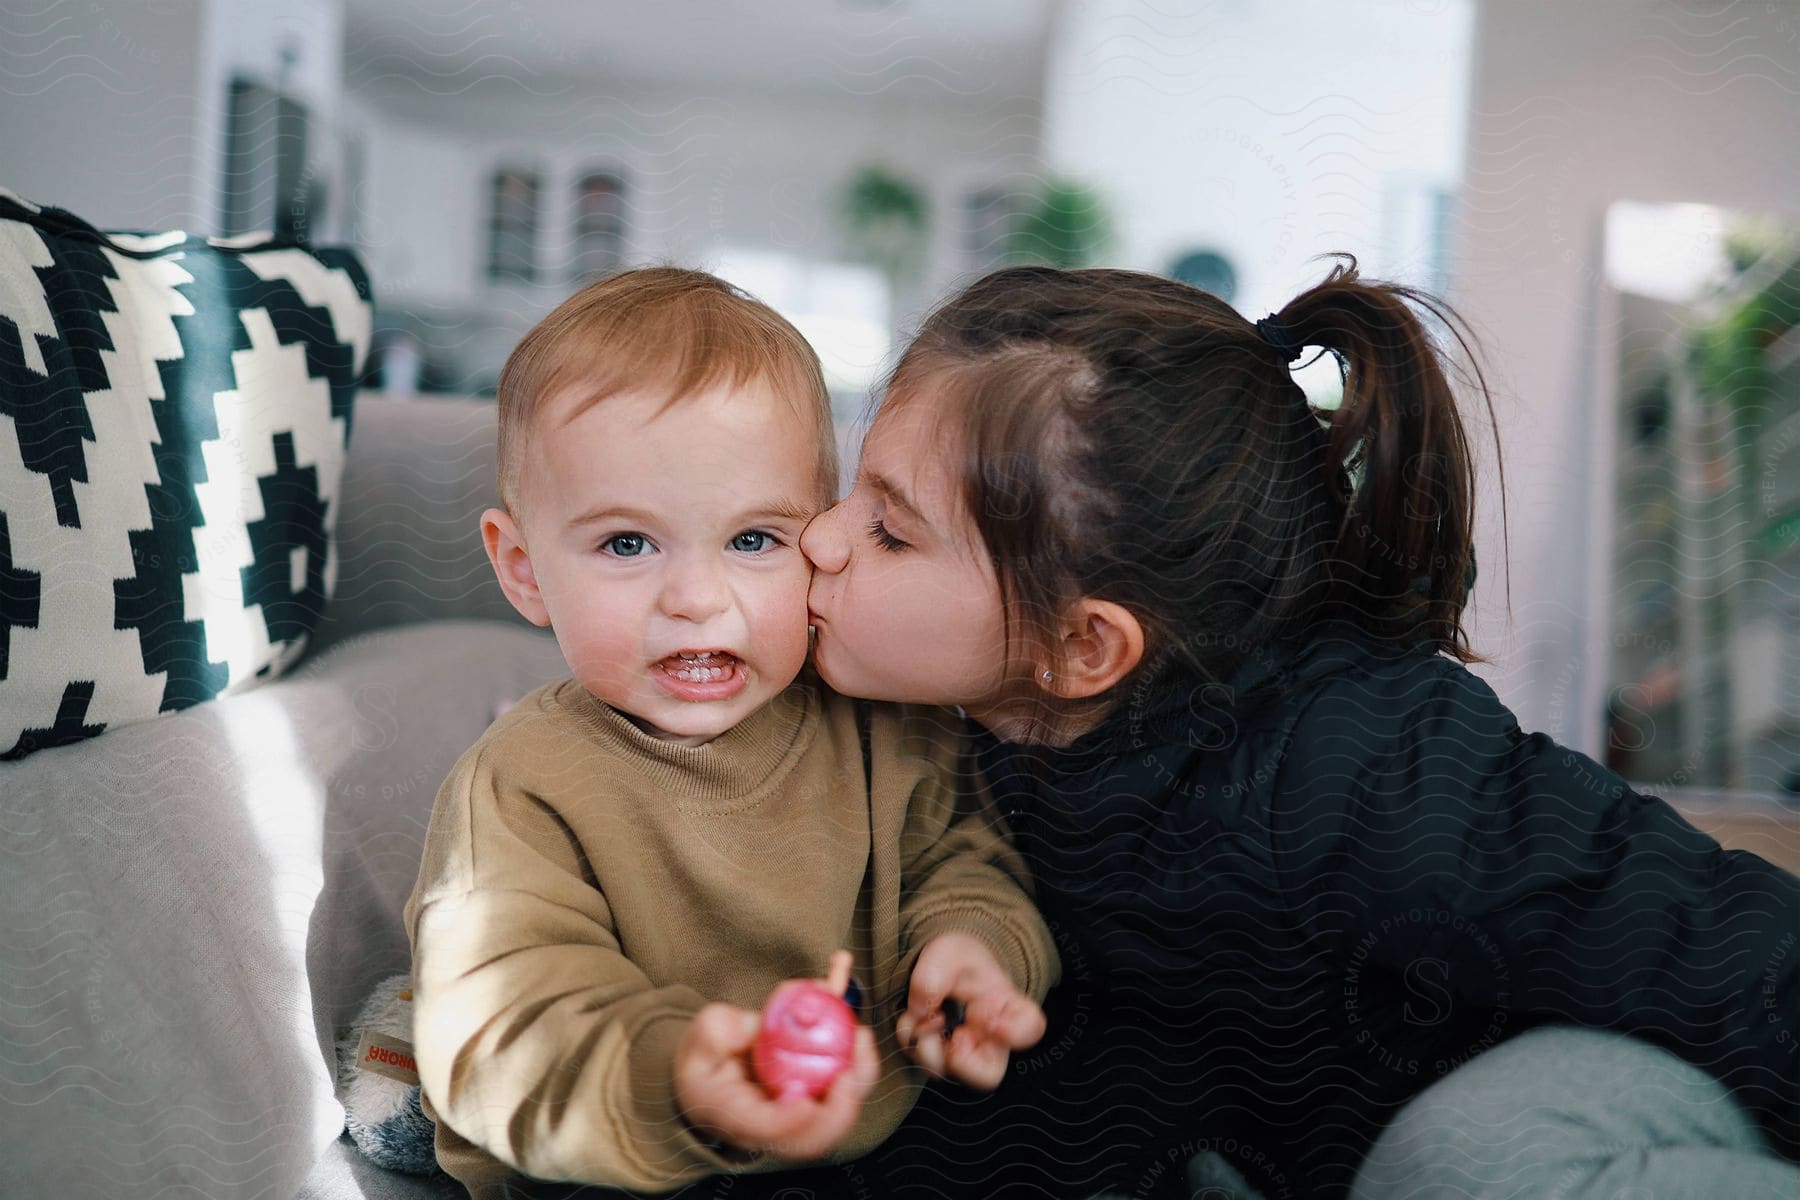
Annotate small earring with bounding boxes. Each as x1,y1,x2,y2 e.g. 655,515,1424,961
1041,669,1054,683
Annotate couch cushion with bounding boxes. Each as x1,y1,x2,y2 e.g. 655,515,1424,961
298,1134,467,1200
0,619,566,1200
0,188,372,758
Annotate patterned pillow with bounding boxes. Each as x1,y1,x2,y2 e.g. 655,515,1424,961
0,189,372,759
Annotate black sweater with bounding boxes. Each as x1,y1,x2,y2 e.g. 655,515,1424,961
881,629,1800,1200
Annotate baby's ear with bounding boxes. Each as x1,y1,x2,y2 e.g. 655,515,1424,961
481,507,551,627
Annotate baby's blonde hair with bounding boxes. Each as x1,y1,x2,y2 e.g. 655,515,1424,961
496,266,837,515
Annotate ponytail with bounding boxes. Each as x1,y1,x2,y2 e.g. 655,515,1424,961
1267,255,1498,659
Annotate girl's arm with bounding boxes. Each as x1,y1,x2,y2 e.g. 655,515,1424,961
1269,655,1800,1159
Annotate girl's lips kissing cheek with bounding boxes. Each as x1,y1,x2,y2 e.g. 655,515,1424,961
651,650,749,702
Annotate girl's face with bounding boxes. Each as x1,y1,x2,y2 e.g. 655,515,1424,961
800,397,1017,721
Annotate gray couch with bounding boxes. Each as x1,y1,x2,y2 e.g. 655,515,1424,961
1,394,567,1200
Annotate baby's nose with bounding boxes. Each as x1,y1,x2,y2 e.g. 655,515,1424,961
659,556,732,622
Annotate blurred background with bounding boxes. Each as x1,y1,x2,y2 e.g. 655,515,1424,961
3,0,1798,807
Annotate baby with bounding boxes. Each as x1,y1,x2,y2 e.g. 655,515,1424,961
403,267,1058,1198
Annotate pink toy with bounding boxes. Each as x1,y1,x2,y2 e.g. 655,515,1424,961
752,951,857,1100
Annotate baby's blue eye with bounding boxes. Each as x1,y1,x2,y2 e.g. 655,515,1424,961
603,533,648,557
731,531,776,553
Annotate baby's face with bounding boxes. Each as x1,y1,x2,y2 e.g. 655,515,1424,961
517,378,819,743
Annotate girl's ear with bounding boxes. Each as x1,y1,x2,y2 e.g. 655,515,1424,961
1046,599,1144,701
481,506,552,628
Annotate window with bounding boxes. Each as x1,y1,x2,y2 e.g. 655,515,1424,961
572,171,627,281
1380,178,1456,296
486,168,541,283
220,77,313,240
712,247,891,452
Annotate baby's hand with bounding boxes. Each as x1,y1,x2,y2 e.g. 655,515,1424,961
897,931,1047,1090
673,995,878,1161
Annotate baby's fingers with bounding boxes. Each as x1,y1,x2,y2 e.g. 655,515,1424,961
845,1023,881,1093
674,1006,775,1147
905,961,961,1029
902,1018,951,1078
941,1026,1011,1091
769,1026,878,1159
685,1002,761,1058
966,991,1047,1050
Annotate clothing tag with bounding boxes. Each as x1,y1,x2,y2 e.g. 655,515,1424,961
354,1029,420,1086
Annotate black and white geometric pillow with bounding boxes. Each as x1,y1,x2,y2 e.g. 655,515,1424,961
0,188,372,760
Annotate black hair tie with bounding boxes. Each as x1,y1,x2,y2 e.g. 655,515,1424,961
1254,315,1305,364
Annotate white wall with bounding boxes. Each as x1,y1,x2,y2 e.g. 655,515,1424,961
0,0,346,237
0,0,208,230
1455,0,1800,754
1041,0,1475,315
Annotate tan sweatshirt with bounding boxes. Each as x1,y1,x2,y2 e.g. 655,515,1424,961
404,675,1059,1198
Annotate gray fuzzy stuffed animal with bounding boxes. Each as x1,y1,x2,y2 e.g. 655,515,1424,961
335,972,441,1176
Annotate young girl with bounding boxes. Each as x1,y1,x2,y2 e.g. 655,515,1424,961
798,259,1800,1199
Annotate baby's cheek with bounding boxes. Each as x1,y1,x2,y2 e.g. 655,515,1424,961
757,570,814,670
552,596,635,670
561,634,632,698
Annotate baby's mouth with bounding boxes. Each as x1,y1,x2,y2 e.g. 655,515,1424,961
654,650,742,682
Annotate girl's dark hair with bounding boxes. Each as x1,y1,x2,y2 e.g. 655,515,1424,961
888,255,1500,725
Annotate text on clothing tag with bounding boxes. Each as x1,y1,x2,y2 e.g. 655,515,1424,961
354,1030,419,1086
